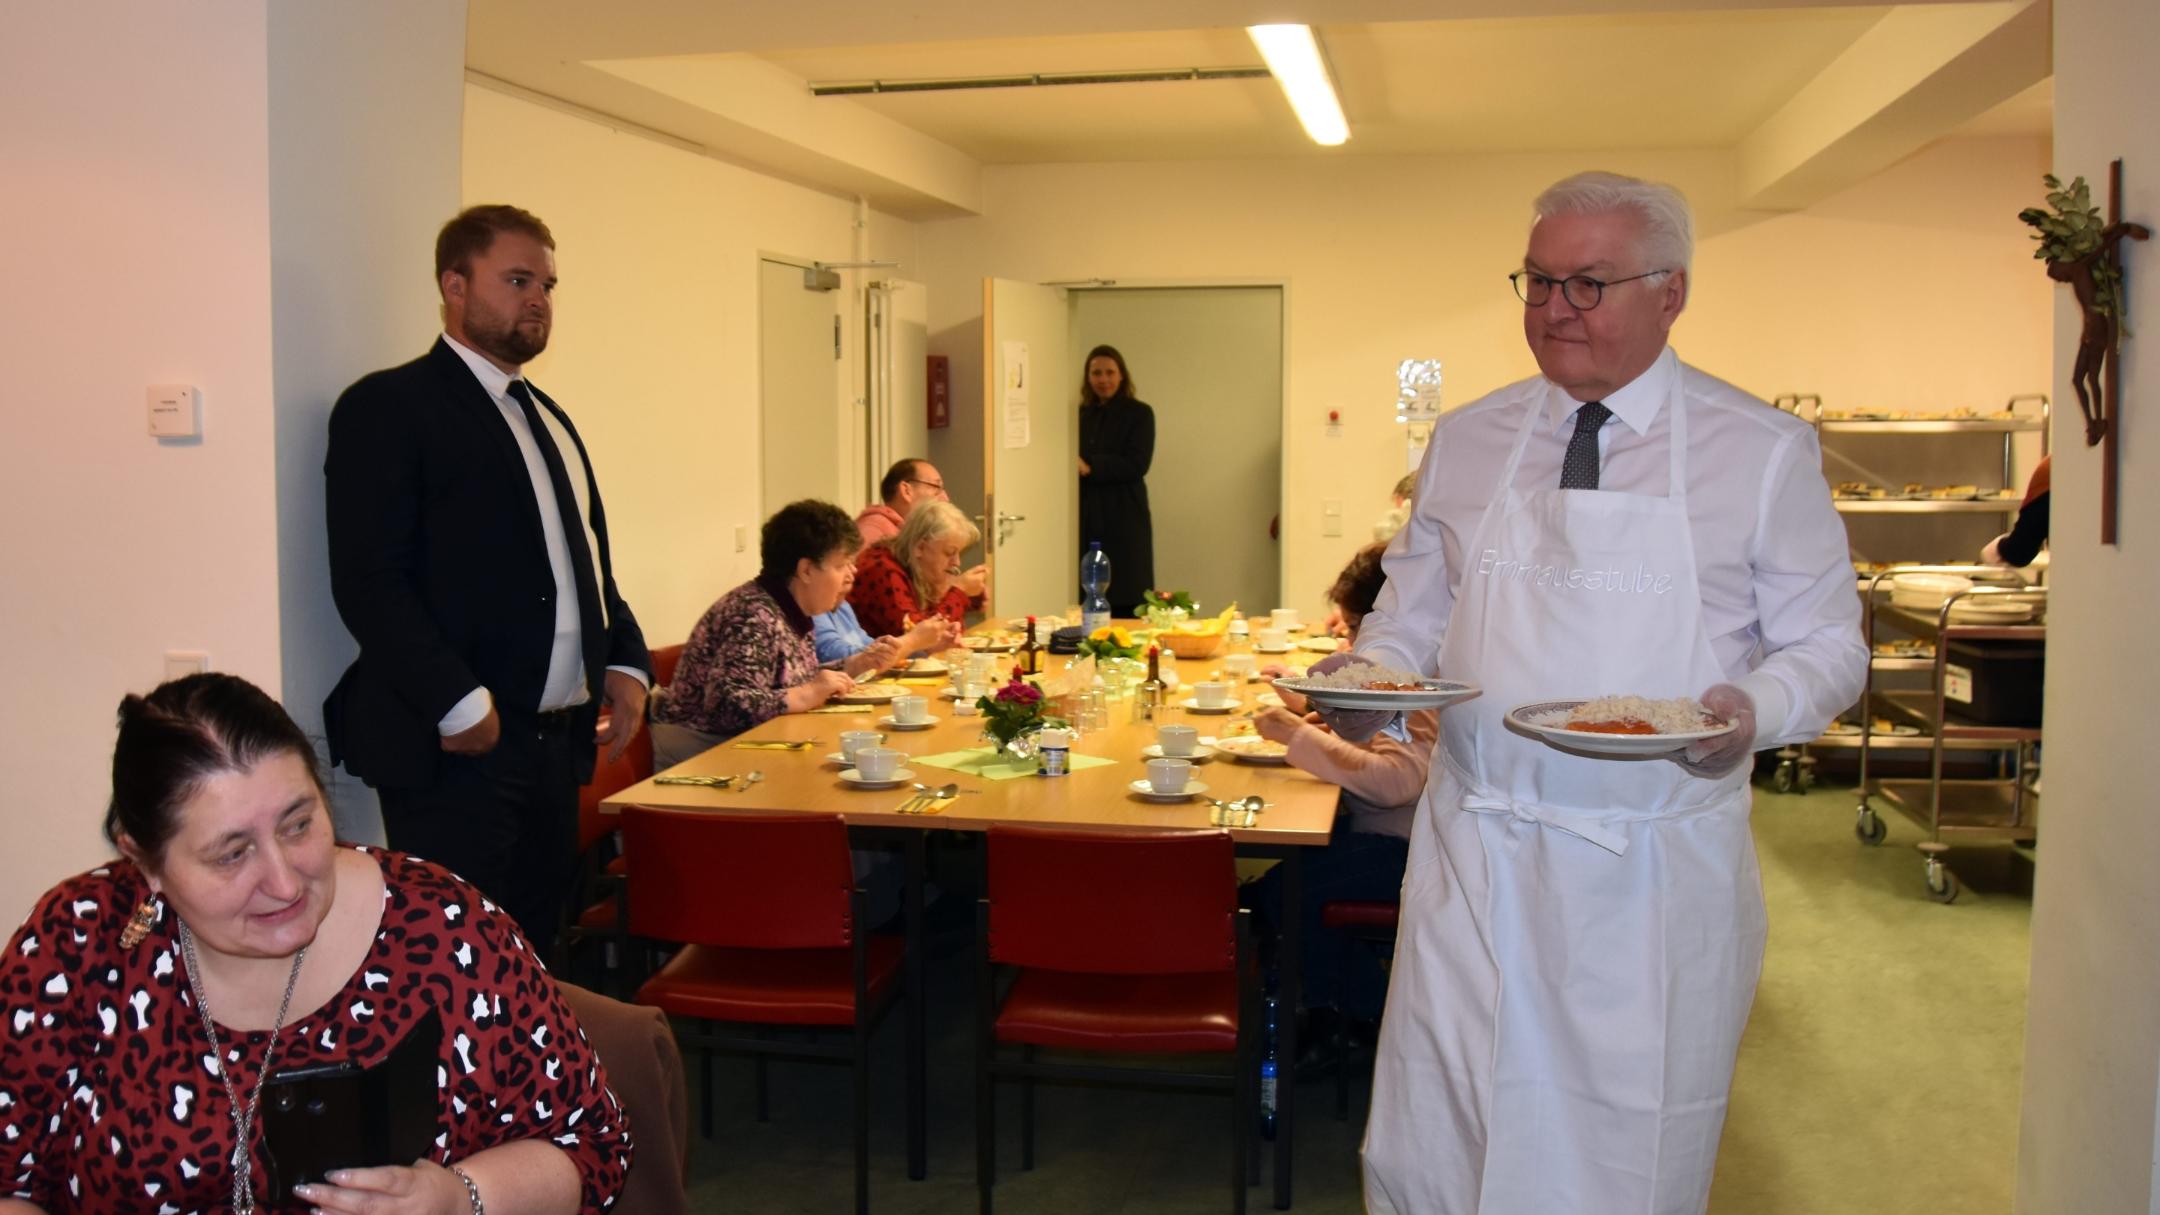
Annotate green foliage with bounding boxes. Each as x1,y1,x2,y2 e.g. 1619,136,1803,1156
2018,173,2127,320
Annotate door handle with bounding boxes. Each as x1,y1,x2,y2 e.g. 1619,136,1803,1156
995,511,1026,546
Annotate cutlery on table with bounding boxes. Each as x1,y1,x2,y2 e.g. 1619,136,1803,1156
735,770,765,794
654,774,733,788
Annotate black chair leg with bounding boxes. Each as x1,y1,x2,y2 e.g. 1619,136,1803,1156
976,900,996,1214
853,1022,871,1215
753,1029,771,1123
699,1025,715,1139
1020,1046,1036,1171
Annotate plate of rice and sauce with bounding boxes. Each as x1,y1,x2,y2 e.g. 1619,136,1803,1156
1507,695,1736,756
1270,661,1480,712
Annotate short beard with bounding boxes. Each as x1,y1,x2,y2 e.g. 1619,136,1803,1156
464,302,548,366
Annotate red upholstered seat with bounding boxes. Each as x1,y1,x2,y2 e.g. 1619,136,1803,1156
638,939,905,1026
1320,900,1401,932
577,899,618,931
996,968,1240,1053
649,642,684,687
977,825,1255,1213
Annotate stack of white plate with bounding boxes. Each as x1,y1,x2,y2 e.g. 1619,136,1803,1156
1946,595,2041,624
1889,572,1974,612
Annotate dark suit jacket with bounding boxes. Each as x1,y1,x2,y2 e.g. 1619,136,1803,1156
324,339,648,790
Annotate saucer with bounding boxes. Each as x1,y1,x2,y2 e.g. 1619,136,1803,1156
1180,698,1239,714
1253,644,1292,654
1128,778,1209,803
879,715,937,730
839,767,914,789
1142,743,1217,762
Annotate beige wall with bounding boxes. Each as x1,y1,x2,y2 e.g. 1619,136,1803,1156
0,7,282,919
461,83,920,648
0,3,465,921
2018,0,2160,1206
916,135,2052,618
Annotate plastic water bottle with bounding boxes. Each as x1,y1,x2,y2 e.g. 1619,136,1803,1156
1259,977,1281,1141
1080,542,1113,634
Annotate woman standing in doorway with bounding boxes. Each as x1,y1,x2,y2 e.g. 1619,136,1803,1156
1077,344,1156,615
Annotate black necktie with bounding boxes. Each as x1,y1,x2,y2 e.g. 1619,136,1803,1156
507,380,603,656
1560,401,1612,490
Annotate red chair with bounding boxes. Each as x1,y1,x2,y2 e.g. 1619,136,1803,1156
977,826,1255,1214
1319,899,1400,1120
649,642,684,688
622,808,919,1215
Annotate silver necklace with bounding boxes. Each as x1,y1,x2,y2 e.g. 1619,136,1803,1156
177,920,307,1215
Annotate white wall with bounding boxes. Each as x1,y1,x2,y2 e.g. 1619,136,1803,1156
0,5,282,921
461,84,920,647
2018,0,2160,1205
915,136,2052,618
268,1,467,844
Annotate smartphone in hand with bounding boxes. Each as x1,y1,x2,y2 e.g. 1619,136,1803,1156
260,1007,444,1203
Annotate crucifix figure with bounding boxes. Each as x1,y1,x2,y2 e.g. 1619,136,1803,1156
2052,218,2152,446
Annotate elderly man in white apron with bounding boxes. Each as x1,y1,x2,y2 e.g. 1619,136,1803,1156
1324,172,1867,1214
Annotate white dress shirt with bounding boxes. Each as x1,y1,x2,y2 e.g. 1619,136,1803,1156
1358,347,1866,746
437,334,642,734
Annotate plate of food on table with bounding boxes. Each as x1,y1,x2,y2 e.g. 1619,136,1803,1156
1213,734,1292,764
1270,661,1480,712
1507,694,1736,756
832,682,907,705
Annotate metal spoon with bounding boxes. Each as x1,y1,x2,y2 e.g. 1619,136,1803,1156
734,770,764,793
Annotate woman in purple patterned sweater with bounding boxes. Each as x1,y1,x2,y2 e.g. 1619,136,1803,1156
651,500,879,769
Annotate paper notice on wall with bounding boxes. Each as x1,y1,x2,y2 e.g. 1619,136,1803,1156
1002,340,1031,448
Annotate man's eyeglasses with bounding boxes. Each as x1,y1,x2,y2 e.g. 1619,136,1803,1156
1510,269,1671,311
908,478,947,496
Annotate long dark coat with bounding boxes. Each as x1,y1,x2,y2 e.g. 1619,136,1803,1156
1078,396,1156,613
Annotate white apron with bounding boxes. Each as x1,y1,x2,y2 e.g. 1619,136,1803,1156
1362,371,1765,1215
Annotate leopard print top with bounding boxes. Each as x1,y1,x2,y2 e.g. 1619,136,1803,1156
1,846,630,1213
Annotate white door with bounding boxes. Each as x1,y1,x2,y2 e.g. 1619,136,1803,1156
982,278,1075,617
868,279,930,501
759,257,842,517
1071,287,1283,615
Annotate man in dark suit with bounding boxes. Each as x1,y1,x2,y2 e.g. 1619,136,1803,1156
325,204,648,958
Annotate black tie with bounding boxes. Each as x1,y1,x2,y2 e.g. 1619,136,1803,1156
507,380,604,657
1560,401,1612,490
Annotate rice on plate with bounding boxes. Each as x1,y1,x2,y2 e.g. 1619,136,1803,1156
1295,659,1431,690
1531,695,1720,736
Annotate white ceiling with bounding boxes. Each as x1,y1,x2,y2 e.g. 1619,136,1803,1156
465,0,2051,214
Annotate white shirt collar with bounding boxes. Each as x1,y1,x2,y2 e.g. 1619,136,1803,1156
1543,345,1676,438
442,331,522,401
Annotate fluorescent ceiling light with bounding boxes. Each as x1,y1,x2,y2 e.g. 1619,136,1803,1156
1247,24,1348,147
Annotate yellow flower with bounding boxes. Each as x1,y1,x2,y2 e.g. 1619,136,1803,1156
1090,626,1117,641
1111,627,1134,646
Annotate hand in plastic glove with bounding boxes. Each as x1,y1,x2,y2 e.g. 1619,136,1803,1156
1301,652,1397,743
1672,683,1757,778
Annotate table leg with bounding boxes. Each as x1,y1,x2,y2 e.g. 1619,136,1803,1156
905,829,927,1181
1275,846,1301,1211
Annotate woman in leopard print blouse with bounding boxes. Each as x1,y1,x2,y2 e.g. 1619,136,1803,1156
0,675,630,1214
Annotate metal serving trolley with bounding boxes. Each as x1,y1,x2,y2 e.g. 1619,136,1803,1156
1852,567,2044,902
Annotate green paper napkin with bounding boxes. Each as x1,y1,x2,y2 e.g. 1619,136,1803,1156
910,748,1119,781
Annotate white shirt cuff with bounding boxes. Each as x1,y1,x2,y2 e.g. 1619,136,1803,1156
438,686,492,736
1731,671,1792,746
606,664,652,690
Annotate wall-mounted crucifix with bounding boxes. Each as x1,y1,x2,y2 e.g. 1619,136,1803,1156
2019,162,2150,544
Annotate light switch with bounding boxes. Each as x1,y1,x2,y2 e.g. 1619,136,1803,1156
734,525,748,553
148,385,201,438
164,650,209,681
1321,499,1343,537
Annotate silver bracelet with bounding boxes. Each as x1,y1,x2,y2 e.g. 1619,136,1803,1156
450,1164,485,1215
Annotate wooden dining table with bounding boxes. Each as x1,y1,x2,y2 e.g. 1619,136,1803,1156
602,637,1348,1209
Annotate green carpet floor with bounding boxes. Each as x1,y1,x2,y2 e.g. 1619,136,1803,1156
676,778,2032,1212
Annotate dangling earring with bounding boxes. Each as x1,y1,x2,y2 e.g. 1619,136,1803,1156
119,899,158,949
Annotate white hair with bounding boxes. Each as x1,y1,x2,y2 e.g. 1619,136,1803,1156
1533,171,1694,274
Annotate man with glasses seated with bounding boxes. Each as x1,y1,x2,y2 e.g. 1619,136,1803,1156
856,457,950,544
1320,171,1866,1213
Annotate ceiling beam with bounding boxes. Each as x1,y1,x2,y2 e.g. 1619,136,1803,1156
1736,0,2050,210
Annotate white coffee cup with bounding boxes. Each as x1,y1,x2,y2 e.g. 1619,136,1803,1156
1271,607,1300,630
1145,757,1193,794
1194,681,1231,708
1224,654,1257,681
893,695,929,724
855,746,902,781
1256,628,1289,650
1156,724,1199,757
840,730,885,762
